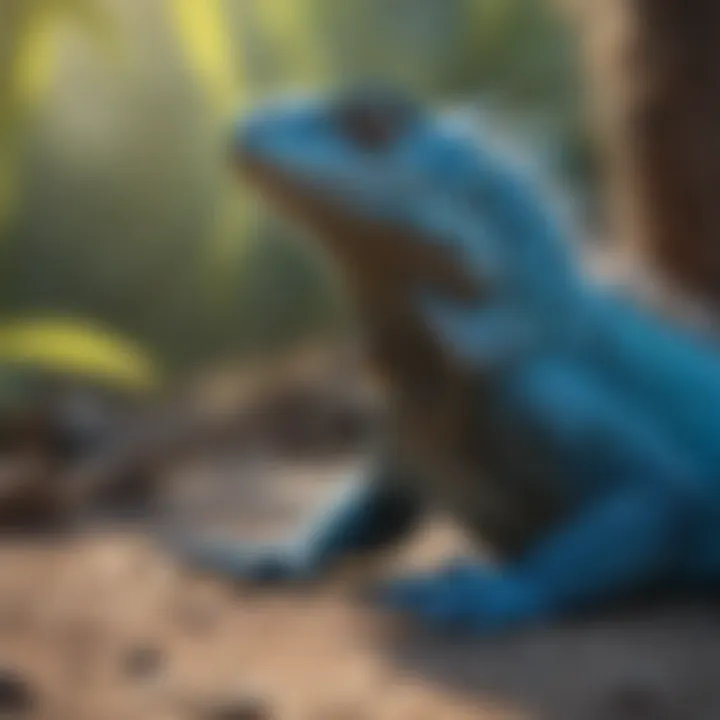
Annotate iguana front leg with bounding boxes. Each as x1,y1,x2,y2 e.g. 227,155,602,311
377,483,696,633
374,364,706,634
166,456,423,582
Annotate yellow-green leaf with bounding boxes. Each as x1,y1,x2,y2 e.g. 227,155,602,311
0,318,159,392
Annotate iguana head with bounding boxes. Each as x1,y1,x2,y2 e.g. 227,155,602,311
233,86,581,314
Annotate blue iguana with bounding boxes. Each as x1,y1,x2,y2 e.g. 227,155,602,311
170,87,720,635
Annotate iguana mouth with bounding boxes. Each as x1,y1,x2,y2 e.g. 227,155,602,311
235,153,484,304
236,154,319,219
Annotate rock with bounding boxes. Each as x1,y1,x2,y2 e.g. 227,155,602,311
0,669,36,715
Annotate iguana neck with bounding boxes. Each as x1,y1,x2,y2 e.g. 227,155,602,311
321,252,459,399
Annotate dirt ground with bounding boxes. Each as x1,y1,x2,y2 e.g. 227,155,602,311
4,455,720,720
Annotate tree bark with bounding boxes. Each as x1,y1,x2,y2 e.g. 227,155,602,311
570,0,720,312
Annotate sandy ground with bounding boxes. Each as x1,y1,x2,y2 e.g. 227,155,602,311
3,455,720,720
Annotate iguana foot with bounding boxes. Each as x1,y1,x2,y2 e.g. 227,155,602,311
373,561,546,634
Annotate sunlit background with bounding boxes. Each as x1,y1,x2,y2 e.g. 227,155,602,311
0,0,593,387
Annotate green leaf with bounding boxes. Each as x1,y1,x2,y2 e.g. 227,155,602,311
0,317,159,392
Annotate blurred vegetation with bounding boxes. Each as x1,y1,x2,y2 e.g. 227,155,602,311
0,0,593,386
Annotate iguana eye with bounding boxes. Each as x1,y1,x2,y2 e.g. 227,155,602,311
332,87,418,152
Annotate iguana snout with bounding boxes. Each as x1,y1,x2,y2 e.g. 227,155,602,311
232,87,488,304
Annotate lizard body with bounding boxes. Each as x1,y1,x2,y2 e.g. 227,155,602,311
171,88,720,633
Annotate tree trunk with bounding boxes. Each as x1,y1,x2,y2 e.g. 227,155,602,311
570,0,720,312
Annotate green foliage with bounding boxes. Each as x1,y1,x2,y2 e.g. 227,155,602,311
0,0,154,395
0,0,594,377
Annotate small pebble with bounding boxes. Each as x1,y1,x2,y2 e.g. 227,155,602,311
0,669,36,715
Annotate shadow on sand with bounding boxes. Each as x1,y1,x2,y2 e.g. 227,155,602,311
380,599,720,720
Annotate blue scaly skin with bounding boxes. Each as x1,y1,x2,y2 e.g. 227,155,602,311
171,87,720,635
